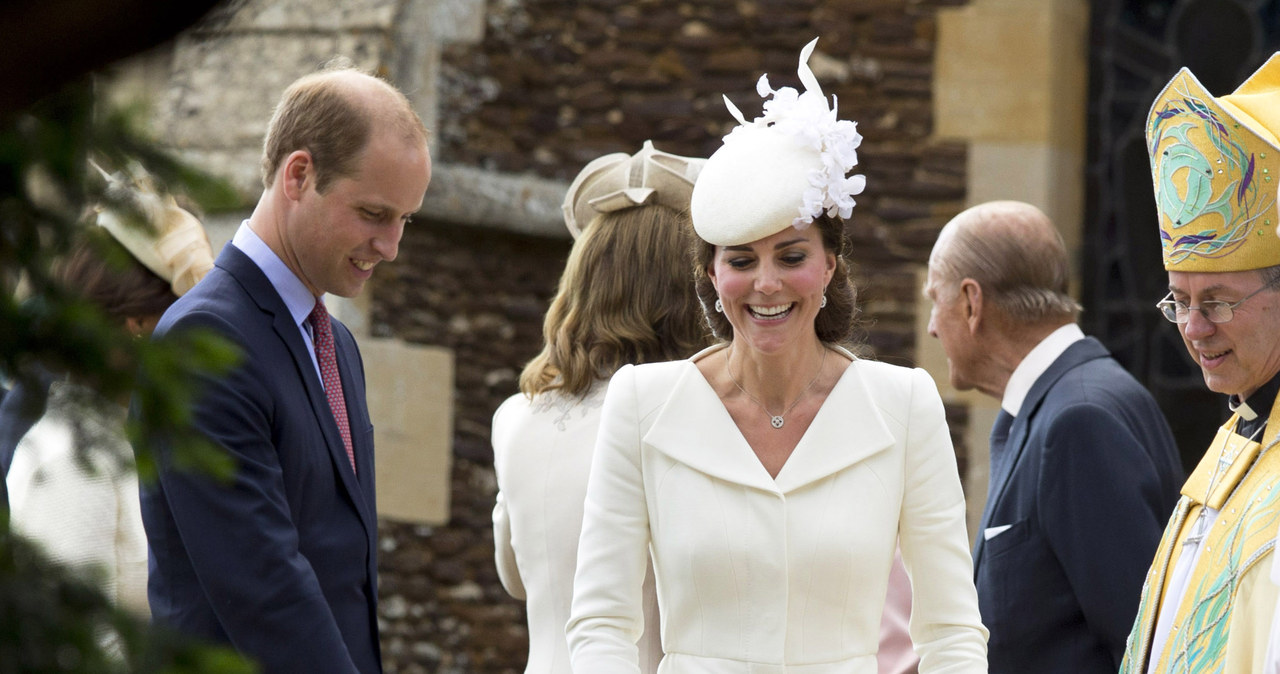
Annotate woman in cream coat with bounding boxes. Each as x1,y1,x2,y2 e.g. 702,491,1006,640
567,39,988,673
492,142,712,673
7,163,213,619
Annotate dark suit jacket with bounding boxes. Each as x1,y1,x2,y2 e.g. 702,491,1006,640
1,367,55,511
0,367,54,475
139,244,381,673
973,337,1183,674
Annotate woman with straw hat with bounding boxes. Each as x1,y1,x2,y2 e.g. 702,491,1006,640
492,142,712,673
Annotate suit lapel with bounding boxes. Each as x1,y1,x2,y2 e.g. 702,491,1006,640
981,338,1111,533
642,353,895,495
333,326,377,531
217,246,375,537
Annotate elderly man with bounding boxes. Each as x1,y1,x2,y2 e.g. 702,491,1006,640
1121,55,1280,674
924,200,1183,674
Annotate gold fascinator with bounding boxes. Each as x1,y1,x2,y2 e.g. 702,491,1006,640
92,162,214,296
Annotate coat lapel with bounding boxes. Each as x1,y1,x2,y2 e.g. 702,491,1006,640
218,245,374,536
644,364,780,494
641,352,895,495
773,358,894,494
981,337,1111,526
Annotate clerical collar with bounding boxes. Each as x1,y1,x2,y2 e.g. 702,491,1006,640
1231,370,1280,439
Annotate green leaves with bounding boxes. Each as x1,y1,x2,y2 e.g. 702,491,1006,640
0,79,252,672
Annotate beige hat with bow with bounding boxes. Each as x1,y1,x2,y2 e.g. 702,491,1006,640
562,140,705,239
92,162,214,296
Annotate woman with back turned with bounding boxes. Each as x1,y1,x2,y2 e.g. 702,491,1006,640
491,142,712,673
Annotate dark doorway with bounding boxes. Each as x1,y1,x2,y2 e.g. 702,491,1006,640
1084,0,1280,471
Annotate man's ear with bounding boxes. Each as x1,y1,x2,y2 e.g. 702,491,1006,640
960,278,983,334
280,150,314,201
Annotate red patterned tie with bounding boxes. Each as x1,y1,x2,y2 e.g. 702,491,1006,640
308,299,355,474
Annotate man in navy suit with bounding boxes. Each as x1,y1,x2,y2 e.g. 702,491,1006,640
922,201,1183,674
138,64,431,672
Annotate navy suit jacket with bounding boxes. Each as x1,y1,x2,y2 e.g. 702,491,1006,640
139,244,381,673
973,337,1183,674
1,367,55,511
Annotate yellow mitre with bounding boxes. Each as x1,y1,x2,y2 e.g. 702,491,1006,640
1147,54,1280,271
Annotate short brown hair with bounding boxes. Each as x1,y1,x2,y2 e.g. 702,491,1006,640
520,205,712,398
693,214,861,345
260,64,428,193
56,232,177,323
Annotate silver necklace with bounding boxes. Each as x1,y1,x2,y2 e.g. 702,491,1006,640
726,346,827,429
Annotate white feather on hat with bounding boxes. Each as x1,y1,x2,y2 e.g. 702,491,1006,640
691,38,866,247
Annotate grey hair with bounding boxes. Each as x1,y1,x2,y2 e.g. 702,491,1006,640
1259,264,1280,288
931,201,1082,324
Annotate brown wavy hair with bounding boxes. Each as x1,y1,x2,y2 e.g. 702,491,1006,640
56,231,177,323
692,214,861,345
519,204,712,398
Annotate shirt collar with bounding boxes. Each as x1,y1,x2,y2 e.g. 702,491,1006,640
1231,369,1280,438
231,221,317,328
1000,323,1086,417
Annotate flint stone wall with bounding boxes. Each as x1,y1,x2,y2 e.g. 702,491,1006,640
375,0,972,671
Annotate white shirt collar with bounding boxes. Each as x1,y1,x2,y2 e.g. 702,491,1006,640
231,221,317,328
1000,323,1086,417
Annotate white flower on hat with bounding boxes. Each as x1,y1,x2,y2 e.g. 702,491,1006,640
721,38,866,227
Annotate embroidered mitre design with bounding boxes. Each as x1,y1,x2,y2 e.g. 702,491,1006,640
1121,401,1280,673
1147,55,1280,272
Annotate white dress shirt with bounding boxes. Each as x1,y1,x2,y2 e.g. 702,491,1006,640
1000,323,1085,416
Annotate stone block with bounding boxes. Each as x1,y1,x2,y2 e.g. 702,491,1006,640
159,33,390,150
419,164,569,238
362,337,454,525
173,147,264,204
934,0,1089,145
209,0,399,32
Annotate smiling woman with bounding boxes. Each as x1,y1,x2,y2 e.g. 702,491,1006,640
566,38,988,674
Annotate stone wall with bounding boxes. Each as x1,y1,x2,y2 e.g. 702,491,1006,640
376,222,568,673
374,0,972,671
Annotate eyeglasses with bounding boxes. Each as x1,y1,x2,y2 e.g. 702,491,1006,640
1157,281,1279,324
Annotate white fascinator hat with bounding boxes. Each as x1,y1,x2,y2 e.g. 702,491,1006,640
92,162,214,297
691,38,866,247
562,140,705,239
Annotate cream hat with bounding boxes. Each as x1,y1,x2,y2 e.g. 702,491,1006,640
562,140,705,239
92,162,214,296
691,38,866,247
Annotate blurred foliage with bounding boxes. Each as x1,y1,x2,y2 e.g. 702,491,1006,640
0,79,254,672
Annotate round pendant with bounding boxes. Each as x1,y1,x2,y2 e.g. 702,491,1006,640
771,416,784,429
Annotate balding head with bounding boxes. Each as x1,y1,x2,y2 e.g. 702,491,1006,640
261,63,429,192
928,200,1081,325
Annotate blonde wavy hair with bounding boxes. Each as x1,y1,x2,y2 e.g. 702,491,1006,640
519,204,711,398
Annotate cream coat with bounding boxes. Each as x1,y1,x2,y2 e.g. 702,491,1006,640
567,350,988,673
493,384,663,674
7,381,149,617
